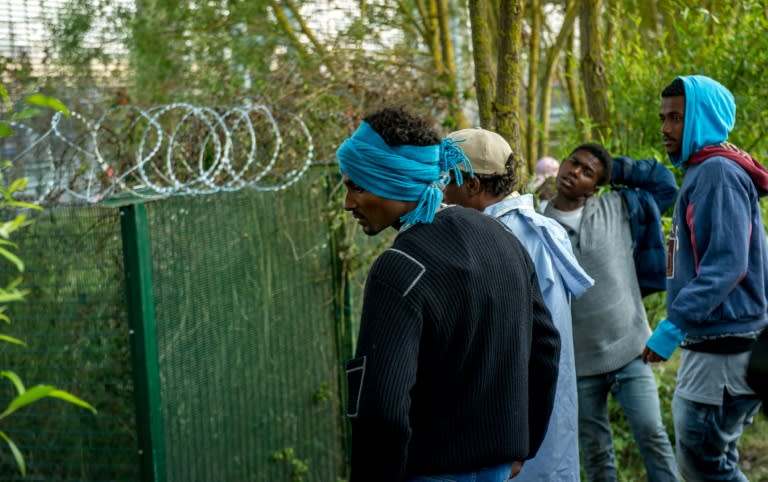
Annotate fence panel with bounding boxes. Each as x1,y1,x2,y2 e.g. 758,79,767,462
0,173,347,481
146,179,345,481
0,207,138,481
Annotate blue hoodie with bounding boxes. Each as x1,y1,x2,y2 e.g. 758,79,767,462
665,75,768,339
669,76,735,168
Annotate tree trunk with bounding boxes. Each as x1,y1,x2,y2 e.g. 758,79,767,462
579,0,609,140
468,0,495,128
526,0,541,169
539,0,577,156
438,0,456,76
268,0,310,60
495,0,526,188
272,0,338,78
437,0,469,128
424,0,445,73
285,0,337,75
562,30,583,128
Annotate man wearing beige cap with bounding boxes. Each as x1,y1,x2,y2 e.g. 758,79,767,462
443,128,593,482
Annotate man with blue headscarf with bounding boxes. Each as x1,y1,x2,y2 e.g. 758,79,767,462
644,75,768,481
338,107,560,482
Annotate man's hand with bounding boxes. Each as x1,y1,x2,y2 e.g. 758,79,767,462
507,461,523,479
645,318,685,361
642,346,666,364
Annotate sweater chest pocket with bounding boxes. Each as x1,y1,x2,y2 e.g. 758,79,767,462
344,356,366,418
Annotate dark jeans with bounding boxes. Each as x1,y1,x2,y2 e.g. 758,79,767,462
673,390,761,481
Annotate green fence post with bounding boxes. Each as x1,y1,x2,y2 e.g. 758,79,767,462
120,203,166,482
326,173,355,476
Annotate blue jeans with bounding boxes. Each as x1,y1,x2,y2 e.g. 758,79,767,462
577,356,678,482
406,463,513,482
672,390,761,481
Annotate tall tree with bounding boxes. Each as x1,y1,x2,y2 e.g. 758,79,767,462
579,0,609,141
467,0,528,184
538,0,577,157
494,0,526,186
525,0,542,168
468,0,496,128
435,0,468,128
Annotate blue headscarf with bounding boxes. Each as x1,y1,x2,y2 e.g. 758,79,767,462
672,75,736,167
336,121,473,226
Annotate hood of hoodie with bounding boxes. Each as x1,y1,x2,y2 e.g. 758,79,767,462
671,75,736,167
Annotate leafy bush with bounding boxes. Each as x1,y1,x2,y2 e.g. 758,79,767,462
0,86,96,476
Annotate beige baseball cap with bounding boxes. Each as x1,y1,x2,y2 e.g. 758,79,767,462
447,128,512,175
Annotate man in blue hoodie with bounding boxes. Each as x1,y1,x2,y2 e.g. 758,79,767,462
644,75,768,481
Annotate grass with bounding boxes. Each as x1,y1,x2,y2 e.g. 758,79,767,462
735,404,768,481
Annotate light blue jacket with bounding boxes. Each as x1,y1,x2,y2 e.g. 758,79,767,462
485,193,593,482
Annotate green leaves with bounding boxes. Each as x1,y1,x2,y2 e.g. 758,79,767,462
0,286,28,304
12,108,41,121
0,84,9,111
0,381,96,476
0,123,13,137
0,335,26,346
22,94,70,116
0,431,25,476
0,371,26,394
0,84,97,478
0,215,30,272
0,385,97,420
0,246,24,272
0,93,70,142
0,214,29,239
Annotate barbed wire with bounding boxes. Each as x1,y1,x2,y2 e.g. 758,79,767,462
5,102,314,206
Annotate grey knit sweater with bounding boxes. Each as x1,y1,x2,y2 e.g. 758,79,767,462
545,193,651,376
346,205,560,481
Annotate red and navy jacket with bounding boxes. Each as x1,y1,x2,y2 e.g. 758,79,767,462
666,144,768,338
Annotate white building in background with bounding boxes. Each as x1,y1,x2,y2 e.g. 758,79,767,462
1,0,52,68
1,0,131,81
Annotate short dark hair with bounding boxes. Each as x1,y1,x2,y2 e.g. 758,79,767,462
363,106,440,147
662,78,685,97
569,142,612,185
475,153,517,197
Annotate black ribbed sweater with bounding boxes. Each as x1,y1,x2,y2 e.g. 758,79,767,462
345,206,560,481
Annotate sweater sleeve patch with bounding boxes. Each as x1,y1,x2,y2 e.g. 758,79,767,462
344,356,366,418
373,248,426,297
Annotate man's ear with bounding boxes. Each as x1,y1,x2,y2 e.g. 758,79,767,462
464,175,483,196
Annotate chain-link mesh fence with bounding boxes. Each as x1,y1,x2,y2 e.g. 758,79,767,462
0,170,351,481
0,206,137,481
148,176,345,482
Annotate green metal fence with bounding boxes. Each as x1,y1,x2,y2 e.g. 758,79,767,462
0,172,352,481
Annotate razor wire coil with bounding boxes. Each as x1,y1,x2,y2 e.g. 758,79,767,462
4,102,314,206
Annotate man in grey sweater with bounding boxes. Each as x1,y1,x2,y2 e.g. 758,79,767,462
543,142,679,482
